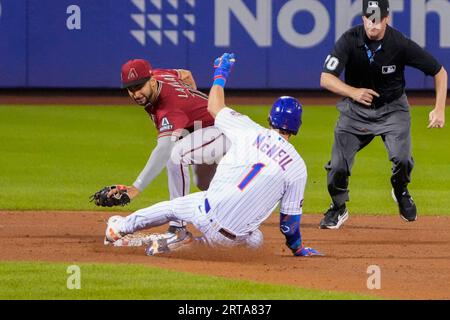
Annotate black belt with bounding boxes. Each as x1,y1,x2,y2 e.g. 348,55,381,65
218,228,237,241
204,198,238,241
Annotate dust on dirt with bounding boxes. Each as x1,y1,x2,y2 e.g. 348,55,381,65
1,211,449,299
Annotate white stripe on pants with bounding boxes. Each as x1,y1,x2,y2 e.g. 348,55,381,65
122,192,263,248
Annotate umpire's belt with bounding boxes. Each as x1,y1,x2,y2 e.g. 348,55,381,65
204,198,238,241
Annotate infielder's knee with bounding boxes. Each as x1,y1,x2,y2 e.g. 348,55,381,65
169,143,185,165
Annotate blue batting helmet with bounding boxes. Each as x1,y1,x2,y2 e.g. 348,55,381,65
268,96,303,135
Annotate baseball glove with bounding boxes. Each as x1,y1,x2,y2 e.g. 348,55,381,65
90,185,131,207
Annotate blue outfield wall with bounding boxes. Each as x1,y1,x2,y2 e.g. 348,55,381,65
0,0,449,89
0,0,27,87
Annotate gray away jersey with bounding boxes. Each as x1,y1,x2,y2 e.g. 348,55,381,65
205,107,307,235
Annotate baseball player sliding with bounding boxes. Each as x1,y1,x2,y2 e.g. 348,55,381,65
93,59,230,237
103,53,322,257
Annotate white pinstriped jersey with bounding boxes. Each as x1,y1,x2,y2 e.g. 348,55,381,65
205,107,307,235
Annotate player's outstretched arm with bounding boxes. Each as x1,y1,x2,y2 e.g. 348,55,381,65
207,53,235,118
103,136,176,202
208,85,225,119
132,135,177,196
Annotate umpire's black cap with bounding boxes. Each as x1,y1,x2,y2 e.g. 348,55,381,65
362,0,390,19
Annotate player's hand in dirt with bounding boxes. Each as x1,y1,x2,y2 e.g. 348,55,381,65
293,245,324,257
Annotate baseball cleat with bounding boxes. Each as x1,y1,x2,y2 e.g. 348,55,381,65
391,188,417,222
319,204,349,229
167,225,187,235
105,215,125,243
111,232,181,247
146,228,194,256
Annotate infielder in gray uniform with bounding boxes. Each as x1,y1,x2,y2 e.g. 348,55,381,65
319,0,447,229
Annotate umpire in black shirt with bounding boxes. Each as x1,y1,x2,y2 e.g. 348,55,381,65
319,0,447,229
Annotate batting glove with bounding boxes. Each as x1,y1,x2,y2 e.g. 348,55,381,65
213,53,236,88
293,245,324,257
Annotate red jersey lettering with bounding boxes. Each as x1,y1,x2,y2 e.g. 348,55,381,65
144,69,214,138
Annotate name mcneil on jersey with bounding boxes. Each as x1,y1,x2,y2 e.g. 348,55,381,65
254,134,293,171
130,0,196,46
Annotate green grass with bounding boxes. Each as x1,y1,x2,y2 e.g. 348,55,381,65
0,262,373,300
0,104,448,215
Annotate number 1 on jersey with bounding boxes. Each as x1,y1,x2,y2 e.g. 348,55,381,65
238,163,266,191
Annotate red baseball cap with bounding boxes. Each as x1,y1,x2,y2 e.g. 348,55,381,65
121,59,153,89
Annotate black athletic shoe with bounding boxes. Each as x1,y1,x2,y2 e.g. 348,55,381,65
167,225,186,234
392,189,417,222
319,204,349,229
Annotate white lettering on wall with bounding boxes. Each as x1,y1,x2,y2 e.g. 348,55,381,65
215,0,272,47
411,0,450,47
278,0,330,48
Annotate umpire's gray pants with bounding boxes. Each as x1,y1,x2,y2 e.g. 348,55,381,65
326,94,414,207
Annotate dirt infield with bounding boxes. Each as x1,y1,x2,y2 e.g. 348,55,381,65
1,211,449,299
